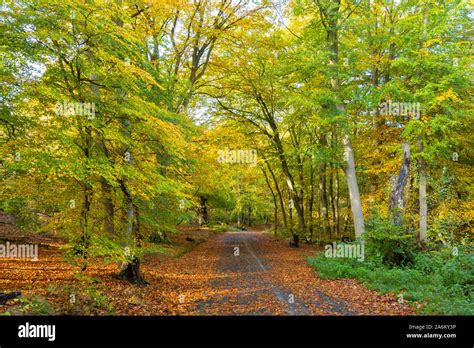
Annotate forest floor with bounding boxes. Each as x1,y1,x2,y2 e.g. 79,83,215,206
0,224,414,315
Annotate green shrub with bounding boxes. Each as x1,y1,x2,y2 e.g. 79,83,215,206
0,198,40,231
269,226,293,240
47,282,114,315
209,223,243,232
211,223,230,233
308,246,474,315
19,296,55,315
364,212,418,266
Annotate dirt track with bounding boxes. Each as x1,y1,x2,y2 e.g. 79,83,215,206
132,231,414,315
0,228,415,315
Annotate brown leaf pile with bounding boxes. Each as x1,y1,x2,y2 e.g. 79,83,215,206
0,225,415,315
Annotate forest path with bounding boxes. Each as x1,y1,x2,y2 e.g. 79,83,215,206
135,230,414,315
193,231,353,315
0,224,414,315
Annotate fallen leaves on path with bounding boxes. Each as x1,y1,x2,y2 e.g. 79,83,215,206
0,226,415,316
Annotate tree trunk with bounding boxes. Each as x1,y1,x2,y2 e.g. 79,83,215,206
111,2,147,286
117,179,148,285
79,182,92,271
321,2,365,238
264,157,287,229
89,71,115,238
274,202,278,236
335,168,340,236
266,125,305,236
319,161,330,239
78,121,93,271
116,257,149,286
308,163,315,242
198,196,208,226
417,8,429,243
388,141,411,225
418,138,427,242
342,134,365,238
247,204,252,226
262,167,278,235
101,181,114,237
329,164,335,223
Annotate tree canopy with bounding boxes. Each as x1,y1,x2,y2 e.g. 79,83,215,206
1,0,472,288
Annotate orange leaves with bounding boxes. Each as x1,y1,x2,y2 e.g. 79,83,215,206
0,226,414,316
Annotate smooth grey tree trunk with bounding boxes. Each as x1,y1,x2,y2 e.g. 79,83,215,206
342,133,365,238
418,139,427,242
317,0,366,239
